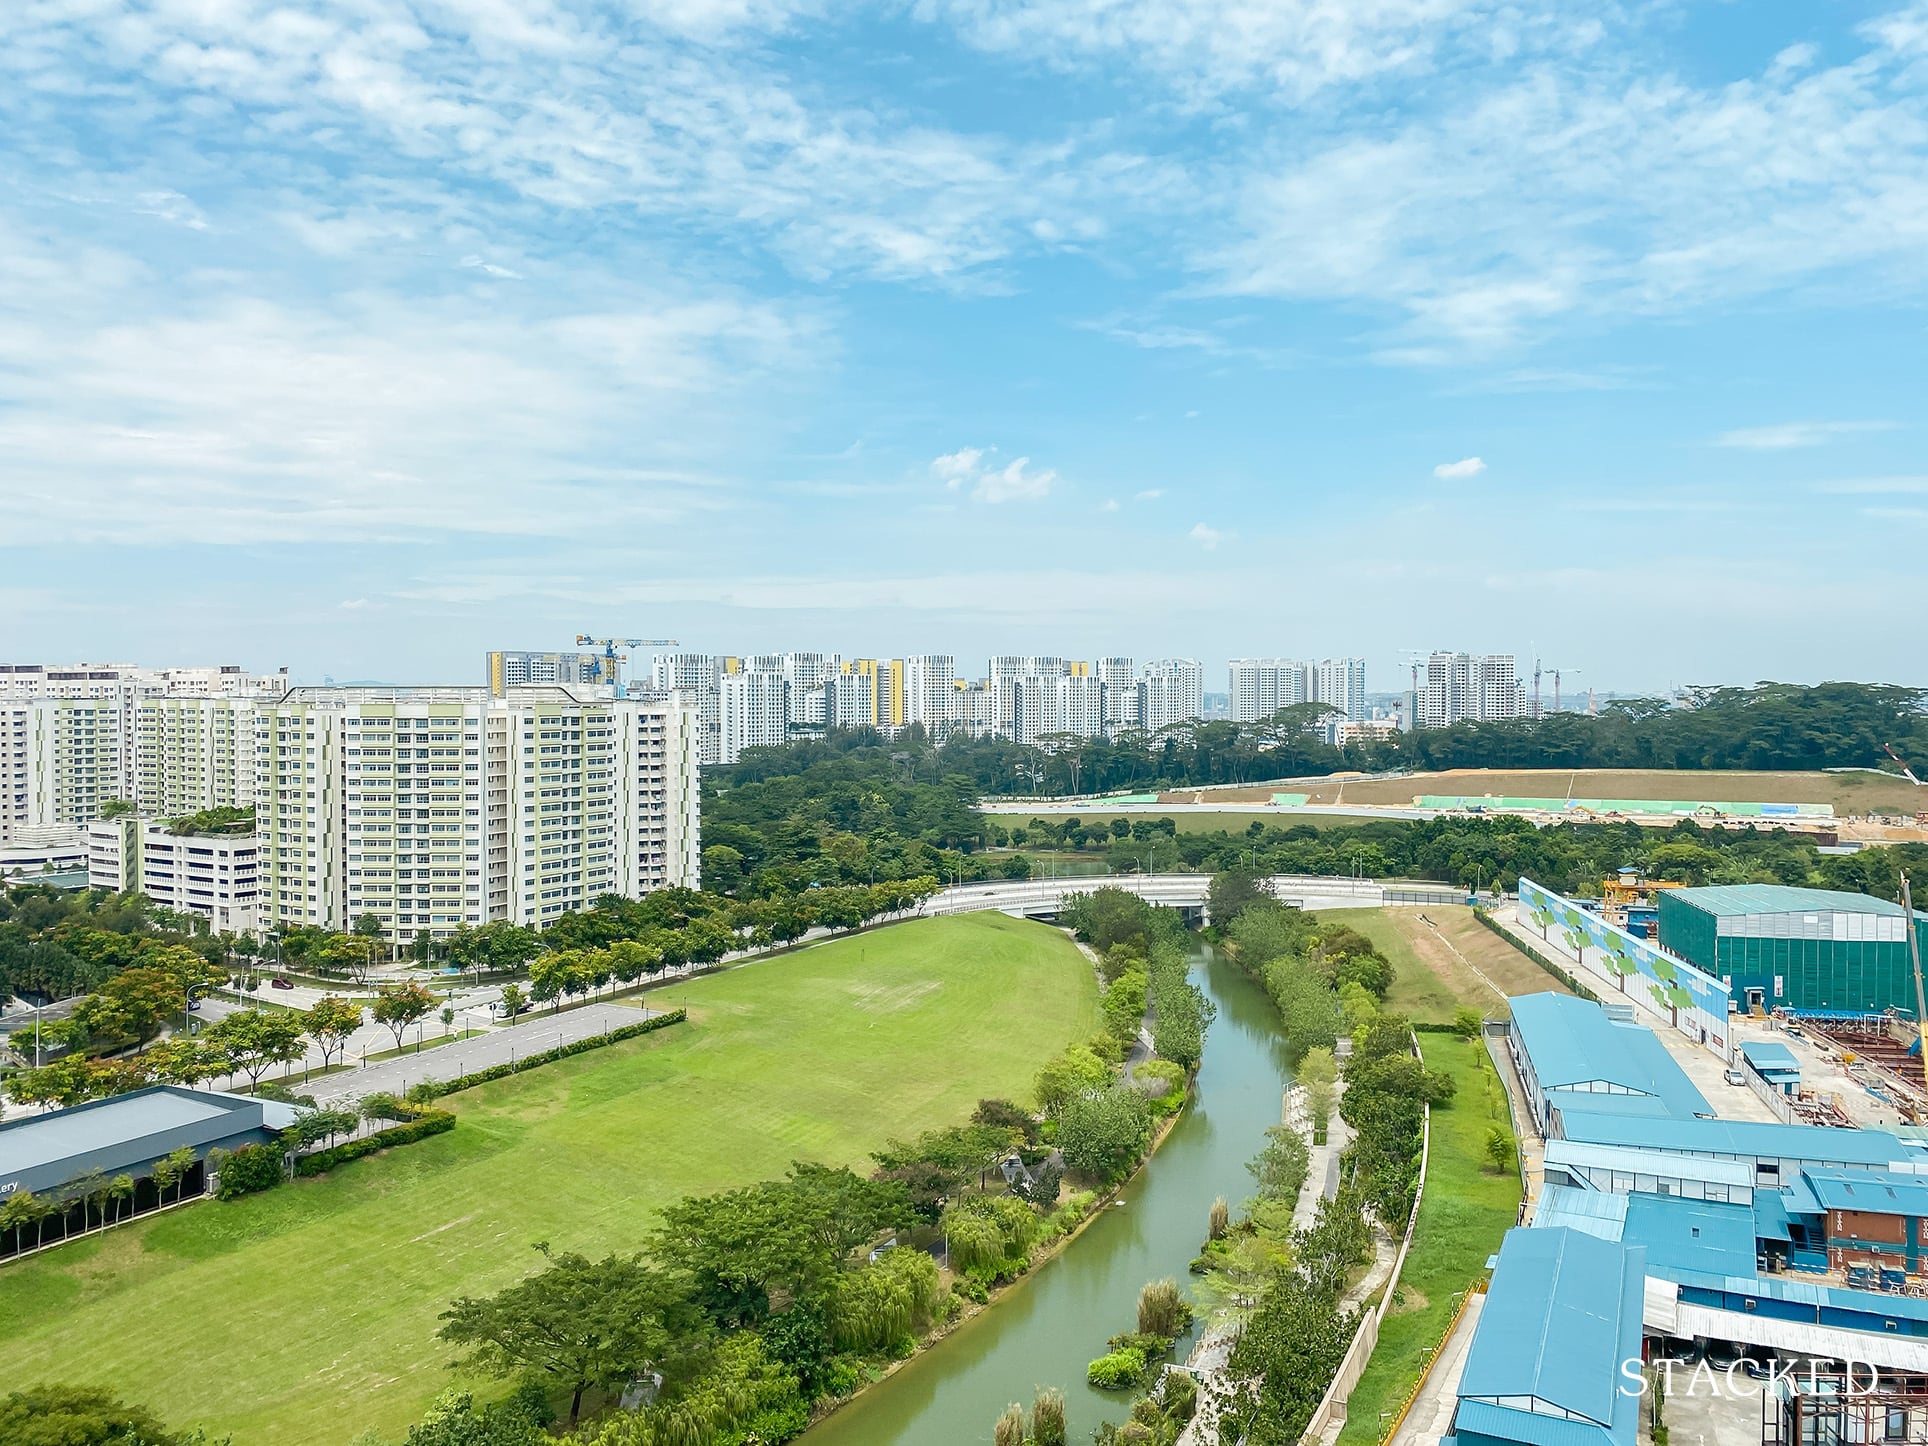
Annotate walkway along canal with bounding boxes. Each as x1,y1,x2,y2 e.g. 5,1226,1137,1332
804,944,1293,1446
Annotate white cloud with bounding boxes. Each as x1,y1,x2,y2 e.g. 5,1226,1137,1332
1135,488,1164,500
460,256,524,280
929,0,1513,105
1433,456,1487,479
1189,522,1227,548
1205,14,1928,350
1101,498,1121,511
1716,421,1895,450
930,446,1057,502
0,222,812,545
1820,476,1928,494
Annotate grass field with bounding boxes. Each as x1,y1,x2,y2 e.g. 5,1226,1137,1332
0,914,1099,1445
1320,907,1572,1024
1335,1035,1523,1445
1176,767,1926,814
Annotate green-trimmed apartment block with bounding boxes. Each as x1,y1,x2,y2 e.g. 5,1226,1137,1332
259,686,700,944
1656,885,1928,1014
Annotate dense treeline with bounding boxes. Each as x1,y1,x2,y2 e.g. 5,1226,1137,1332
718,681,1928,797
1007,812,1928,899
1205,879,1454,1443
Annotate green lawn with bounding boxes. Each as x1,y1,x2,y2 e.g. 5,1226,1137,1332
1335,1036,1522,1445
1322,907,1571,1026
0,914,1099,1445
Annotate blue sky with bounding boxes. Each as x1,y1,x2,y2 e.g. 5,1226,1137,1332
1,0,1925,695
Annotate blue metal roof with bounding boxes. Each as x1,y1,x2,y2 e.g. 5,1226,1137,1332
1621,1194,1759,1278
1740,1041,1802,1076
1543,1138,1754,1190
1531,1184,1629,1242
1804,1167,1928,1217
1557,1111,1908,1167
1511,993,1712,1119
1754,1189,1793,1242
1453,1400,1619,1446
1459,1227,1645,1439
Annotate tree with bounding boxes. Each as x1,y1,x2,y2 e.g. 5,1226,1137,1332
203,1007,306,1092
1,1190,44,1255
1451,1007,1484,1039
1484,1125,1516,1174
1032,1043,1110,1116
498,983,526,1019
438,1244,701,1424
371,981,437,1051
1247,1124,1311,1204
1059,1085,1154,1185
1208,869,1269,926
0,1384,203,1446
353,912,390,971
151,1145,199,1206
303,996,364,1069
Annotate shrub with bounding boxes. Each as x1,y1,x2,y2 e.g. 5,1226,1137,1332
831,1248,942,1353
294,1110,455,1177
1032,1387,1067,1446
433,1011,686,1097
942,1195,1040,1278
1087,1348,1148,1390
1208,1196,1230,1241
213,1142,284,1199
1137,1278,1192,1339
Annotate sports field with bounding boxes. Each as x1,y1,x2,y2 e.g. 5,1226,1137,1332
0,914,1099,1444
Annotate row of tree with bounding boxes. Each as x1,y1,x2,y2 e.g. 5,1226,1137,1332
718,681,1928,799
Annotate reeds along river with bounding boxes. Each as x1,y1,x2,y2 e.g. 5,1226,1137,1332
803,944,1293,1446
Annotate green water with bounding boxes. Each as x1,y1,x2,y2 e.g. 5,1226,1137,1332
804,946,1291,1445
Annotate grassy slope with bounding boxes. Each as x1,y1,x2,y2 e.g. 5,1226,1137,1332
1324,906,1571,1025
0,914,1099,1445
1335,1036,1522,1446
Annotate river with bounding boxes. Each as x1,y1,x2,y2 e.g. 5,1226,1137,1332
804,944,1291,1445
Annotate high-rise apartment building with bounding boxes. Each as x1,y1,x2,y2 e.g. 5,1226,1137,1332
904,655,958,733
1096,658,1138,731
649,653,724,765
133,697,263,819
1227,660,1308,722
0,663,287,700
0,697,129,843
1140,659,1205,733
1418,653,1523,728
255,687,698,941
1308,658,1367,722
720,671,789,763
825,659,905,731
486,650,619,695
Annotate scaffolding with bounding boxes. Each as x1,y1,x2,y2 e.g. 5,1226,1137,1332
1763,1367,1928,1446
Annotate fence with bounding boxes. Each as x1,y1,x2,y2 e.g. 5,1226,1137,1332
1472,909,1600,1003
1297,1034,1434,1446
1375,1279,1487,1445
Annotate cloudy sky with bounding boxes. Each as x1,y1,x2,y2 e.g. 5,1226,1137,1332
2,0,1925,694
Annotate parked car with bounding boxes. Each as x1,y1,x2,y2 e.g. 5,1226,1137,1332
1656,1337,1701,1364
488,999,528,1020
1704,1340,1744,1370
270,976,295,990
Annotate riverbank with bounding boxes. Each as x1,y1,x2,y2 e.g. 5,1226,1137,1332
805,1085,1195,1432
802,946,1293,1446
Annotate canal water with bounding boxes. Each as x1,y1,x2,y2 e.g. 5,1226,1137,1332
805,944,1292,1445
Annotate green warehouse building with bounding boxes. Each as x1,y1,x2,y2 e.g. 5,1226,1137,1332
1656,884,1928,1015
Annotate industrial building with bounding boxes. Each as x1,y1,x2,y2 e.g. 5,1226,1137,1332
1447,1227,1646,1446
1507,992,1712,1133
1656,884,1928,1014
0,1087,299,1202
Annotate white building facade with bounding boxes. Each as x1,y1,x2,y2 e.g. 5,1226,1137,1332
1418,652,1525,728
87,817,262,933
256,687,699,942
1140,659,1205,734
720,671,789,763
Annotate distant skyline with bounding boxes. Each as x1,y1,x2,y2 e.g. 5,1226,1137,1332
1,2,1924,691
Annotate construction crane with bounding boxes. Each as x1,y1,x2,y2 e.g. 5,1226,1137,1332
575,635,679,686
576,635,678,664
1543,665,1580,715
1885,744,1924,787
1904,873,1927,1083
